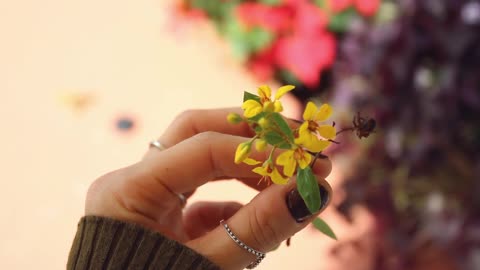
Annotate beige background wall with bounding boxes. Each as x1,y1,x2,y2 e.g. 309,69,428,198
0,1,374,269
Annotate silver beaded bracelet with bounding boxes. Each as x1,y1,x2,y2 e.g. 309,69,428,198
220,220,266,269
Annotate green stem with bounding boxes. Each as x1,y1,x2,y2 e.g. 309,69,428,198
308,151,329,167
267,147,277,164
249,134,259,144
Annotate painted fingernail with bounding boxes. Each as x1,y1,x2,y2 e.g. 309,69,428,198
286,184,330,223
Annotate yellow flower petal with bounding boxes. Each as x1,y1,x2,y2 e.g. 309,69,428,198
294,131,308,146
303,102,318,120
317,125,336,139
298,128,317,146
299,122,309,133
305,139,331,152
255,139,267,152
276,150,293,165
274,85,295,100
253,166,268,176
242,100,262,118
270,168,289,185
276,150,296,177
243,158,261,165
297,152,312,169
234,142,251,164
315,104,333,121
263,100,275,112
273,100,283,112
295,122,310,144
283,162,296,177
258,85,272,100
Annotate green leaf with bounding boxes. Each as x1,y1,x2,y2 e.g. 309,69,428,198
269,112,294,143
248,112,267,123
243,91,261,103
313,0,327,9
247,27,275,53
191,0,236,20
222,16,274,61
312,217,337,240
222,17,250,61
328,8,358,33
277,69,300,85
264,131,291,149
296,167,321,213
259,0,282,6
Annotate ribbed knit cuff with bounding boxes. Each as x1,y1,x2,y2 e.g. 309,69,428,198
67,216,220,270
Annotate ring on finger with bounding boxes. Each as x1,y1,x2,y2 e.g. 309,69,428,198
149,139,187,207
220,220,266,269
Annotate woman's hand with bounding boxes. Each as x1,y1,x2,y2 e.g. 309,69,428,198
85,108,332,270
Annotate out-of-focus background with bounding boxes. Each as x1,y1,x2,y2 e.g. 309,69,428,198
1,0,479,269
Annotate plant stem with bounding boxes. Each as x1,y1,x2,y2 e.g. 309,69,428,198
336,127,355,135
309,151,329,167
268,147,276,162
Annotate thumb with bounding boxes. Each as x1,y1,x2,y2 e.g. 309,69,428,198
186,178,332,270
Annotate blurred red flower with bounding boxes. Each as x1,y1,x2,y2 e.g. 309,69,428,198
180,0,380,88
275,32,336,87
328,0,354,13
236,3,292,33
293,1,329,35
355,0,380,17
246,1,335,86
249,46,276,82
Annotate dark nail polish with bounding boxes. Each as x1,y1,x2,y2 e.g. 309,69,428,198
286,184,330,223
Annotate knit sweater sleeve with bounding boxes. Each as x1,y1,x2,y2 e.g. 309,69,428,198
67,216,221,270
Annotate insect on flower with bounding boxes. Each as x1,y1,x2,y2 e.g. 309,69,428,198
352,112,376,139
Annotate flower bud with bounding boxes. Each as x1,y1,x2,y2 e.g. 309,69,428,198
227,113,243,124
258,117,270,129
255,138,267,152
234,142,252,164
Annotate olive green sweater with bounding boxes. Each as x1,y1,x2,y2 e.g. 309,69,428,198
67,216,221,270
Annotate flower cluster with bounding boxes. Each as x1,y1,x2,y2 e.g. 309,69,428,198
178,0,381,88
229,85,335,213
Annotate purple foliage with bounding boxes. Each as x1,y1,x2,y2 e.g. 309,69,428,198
300,0,480,269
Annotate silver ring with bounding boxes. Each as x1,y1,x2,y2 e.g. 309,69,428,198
177,193,187,207
220,220,266,269
149,140,166,151
148,140,186,207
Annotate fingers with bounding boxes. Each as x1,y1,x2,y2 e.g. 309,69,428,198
144,108,302,157
159,108,254,148
186,176,332,270
183,201,243,239
140,132,332,194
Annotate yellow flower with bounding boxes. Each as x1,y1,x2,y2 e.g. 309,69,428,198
241,85,295,118
234,142,251,164
295,102,336,152
276,147,312,177
234,141,261,165
252,163,289,185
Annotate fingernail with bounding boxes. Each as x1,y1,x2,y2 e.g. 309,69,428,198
286,184,330,223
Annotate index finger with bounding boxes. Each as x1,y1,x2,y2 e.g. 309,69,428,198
159,108,255,148
140,132,332,195
156,108,302,148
